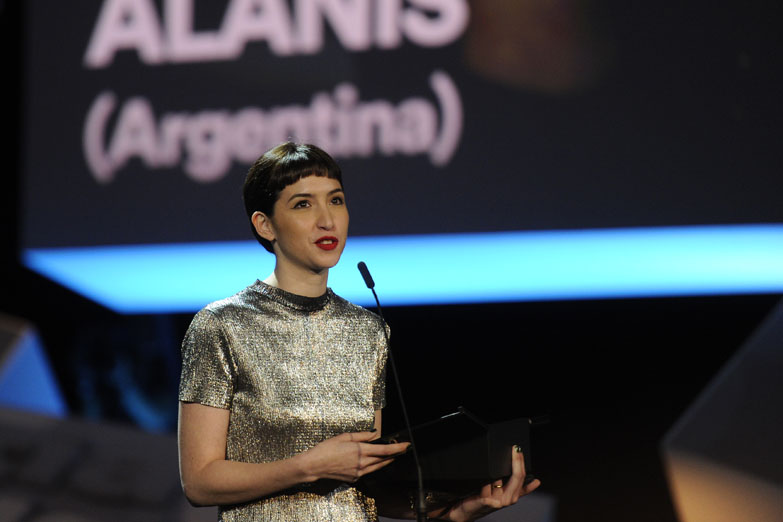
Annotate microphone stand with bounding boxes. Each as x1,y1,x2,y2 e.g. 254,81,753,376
357,262,428,522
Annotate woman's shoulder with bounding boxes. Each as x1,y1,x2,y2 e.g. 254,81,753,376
328,290,387,329
190,283,261,324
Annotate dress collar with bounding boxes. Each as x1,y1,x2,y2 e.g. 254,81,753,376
253,280,331,312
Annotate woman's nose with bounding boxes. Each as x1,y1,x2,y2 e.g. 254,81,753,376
317,206,335,229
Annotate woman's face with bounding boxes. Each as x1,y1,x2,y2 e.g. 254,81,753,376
259,175,349,274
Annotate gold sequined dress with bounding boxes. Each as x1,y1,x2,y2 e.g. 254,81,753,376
179,281,388,521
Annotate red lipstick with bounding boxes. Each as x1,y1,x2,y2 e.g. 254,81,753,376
315,236,339,251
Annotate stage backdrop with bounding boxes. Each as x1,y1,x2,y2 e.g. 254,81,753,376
21,1,783,311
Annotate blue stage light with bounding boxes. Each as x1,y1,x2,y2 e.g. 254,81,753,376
22,225,783,314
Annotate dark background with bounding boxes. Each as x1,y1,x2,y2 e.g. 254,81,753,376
18,0,783,248
3,2,782,521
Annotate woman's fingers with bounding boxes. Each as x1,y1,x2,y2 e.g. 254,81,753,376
357,454,399,476
488,479,505,508
356,441,409,473
524,478,541,493
345,432,409,455
495,447,542,505
364,441,409,457
495,447,524,504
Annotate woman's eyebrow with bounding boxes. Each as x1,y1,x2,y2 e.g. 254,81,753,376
286,188,344,202
286,192,312,202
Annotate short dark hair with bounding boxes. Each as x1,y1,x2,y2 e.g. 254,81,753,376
243,142,343,253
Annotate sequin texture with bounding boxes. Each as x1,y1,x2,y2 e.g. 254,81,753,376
179,281,388,521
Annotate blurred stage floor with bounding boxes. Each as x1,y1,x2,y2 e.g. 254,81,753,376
0,407,215,522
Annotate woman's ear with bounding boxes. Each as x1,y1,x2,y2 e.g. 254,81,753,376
251,211,276,243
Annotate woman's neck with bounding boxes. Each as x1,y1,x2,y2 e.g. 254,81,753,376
263,267,329,297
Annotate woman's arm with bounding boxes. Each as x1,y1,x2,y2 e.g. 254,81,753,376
178,403,407,506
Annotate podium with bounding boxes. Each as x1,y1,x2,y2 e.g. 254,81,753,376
358,407,533,517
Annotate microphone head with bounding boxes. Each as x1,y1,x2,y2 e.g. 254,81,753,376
357,261,375,289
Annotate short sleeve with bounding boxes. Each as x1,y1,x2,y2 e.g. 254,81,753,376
178,308,234,409
372,322,389,410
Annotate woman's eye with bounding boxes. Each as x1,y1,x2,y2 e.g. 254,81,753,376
293,200,310,208
331,196,345,205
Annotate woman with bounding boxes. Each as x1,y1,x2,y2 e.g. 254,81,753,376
178,142,540,521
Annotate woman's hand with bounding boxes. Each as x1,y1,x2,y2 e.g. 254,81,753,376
442,446,541,522
297,431,410,483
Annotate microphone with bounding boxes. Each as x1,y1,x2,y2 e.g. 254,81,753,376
357,261,375,289
357,262,427,522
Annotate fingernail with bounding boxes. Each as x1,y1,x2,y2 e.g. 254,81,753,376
514,445,523,453
370,428,377,432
